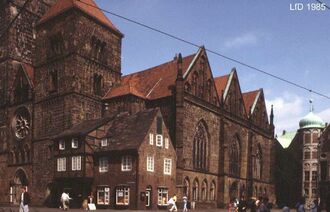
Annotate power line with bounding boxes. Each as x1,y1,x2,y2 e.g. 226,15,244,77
315,0,330,10
0,0,32,41
78,0,330,100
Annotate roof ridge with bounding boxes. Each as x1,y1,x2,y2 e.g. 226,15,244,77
122,53,196,78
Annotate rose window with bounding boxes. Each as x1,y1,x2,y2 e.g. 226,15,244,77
12,108,30,140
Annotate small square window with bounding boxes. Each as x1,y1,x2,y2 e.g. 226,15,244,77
99,157,108,173
59,140,65,150
101,138,108,147
121,156,132,171
71,138,78,149
156,134,163,147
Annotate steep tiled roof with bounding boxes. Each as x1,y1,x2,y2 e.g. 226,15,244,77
104,54,195,100
54,117,113,139
39,0,121,35
101,108,159,151
214,75,229,98
242,90,260,115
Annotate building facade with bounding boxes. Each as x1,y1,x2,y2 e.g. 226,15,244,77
0,0,275,209
275,108,325,208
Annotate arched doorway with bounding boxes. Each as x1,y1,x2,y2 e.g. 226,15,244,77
10,169,28,204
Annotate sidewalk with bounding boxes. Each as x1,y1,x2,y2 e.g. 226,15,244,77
0,206,284,212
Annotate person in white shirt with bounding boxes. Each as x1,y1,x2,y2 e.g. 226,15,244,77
61,191,71,210
20,186,30,212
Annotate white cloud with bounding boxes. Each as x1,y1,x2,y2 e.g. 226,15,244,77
224,32,258,49
265,92,304,135
317,108,330,124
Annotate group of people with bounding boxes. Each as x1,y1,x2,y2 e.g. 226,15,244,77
294,197,320,212
167,194,190,211
229,196,271,212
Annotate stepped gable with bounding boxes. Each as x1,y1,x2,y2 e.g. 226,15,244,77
39,0,122,34
242,90,259,115
214,74,229,98
104,54,195,100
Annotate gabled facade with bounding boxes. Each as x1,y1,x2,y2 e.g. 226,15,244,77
0,0,275,209
51,108,176,210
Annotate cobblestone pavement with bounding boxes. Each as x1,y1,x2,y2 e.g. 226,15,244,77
0,206,284,212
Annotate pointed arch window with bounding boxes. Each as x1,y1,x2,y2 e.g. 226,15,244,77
201,180,208,201
183,177,190,198
192,72,198,96
210,181,216,201
93,74,103,96
14,73,29,103
229,135,240,176
49,69,58,93
253,143,263,179
192,179,199,201
193,121,209,171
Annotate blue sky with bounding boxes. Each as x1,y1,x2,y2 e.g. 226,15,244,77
96,0,330,135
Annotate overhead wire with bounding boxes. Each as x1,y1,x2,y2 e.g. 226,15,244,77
77,0,330,100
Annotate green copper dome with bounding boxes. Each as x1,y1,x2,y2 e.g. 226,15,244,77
299,112,324,129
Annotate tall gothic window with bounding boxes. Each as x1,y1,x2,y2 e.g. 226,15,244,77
201,180,208,201
91,36,106,62
192,72,198,96
193,121,209,170
183,177,190,198
253,144,263,179
13,70,30,104
49,69,58,93
192,179,199,201
93,74,103,96
229,135,240,176
206,79,212,102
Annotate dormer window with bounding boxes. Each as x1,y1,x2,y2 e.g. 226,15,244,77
101,138,108,147
59,140,65,150
71,138,78,149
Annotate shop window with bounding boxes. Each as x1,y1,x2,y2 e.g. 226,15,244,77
157,188,168,206
97,187,110,205
116,187,129,205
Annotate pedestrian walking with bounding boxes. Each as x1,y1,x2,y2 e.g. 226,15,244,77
168,194,177,211
19,186,30,212
61,191,72,210
183,196,188,212
295,197,305,212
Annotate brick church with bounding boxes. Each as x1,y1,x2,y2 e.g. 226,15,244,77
0,0,276,209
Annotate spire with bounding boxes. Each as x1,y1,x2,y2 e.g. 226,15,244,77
176,53,183,80
270,104,274,126
309,98,314,112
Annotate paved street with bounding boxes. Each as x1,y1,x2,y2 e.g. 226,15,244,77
0,206,285,212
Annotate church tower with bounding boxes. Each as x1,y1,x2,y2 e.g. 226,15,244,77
298,100,324,206
33,0,123,138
